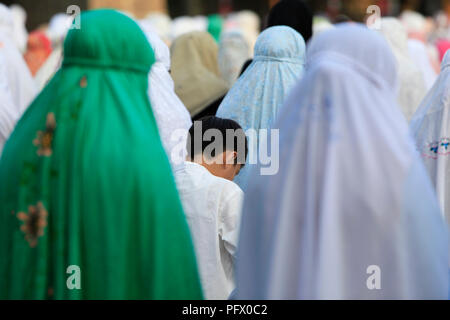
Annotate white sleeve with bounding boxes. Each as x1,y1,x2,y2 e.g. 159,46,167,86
218,186,244,258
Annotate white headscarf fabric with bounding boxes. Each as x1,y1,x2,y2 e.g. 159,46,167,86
411,50,450,231
46,13,73,48
171,16,207,40
144,13,172,45
0,53,18,154
218,31,250,86
408,39,438,90
0,36,36,113
9,4,28,53
0,4,14,38
141,22,192,169
0,4,37,154
216,26,305,190
235,24,448,300
224,11,260,57
379,18,427,121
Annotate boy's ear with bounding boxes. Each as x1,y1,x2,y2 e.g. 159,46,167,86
223,151,237,167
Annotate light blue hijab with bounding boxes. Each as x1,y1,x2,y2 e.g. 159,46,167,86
216,26,306,189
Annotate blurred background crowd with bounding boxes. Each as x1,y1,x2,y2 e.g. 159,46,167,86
4,0,450,94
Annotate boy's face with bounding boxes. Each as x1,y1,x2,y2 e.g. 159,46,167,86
193,151,243,182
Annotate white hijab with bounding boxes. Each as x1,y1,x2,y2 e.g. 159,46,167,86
218,31,250,86
9,4,28,53
408,39,438,90
411,50,450,231
144,12,172,44
0,53,17,154
235,24,448,300
141,22,192,169
0,4,37,153
379,18,426,122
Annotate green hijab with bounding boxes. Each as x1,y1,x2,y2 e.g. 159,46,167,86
0,9,203,300
207,14,223,42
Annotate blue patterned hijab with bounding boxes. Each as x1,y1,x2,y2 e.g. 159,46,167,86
216,26,305,189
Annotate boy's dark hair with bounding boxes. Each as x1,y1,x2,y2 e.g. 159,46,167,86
187,116,248,166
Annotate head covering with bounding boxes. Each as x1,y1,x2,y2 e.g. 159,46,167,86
0,9,203,300
144,12,172,45
378,18,426,121
235,24,448,299
171,16,207,40
0,4,14,39
218,31,250,86
207,14,223,42
140,21,192,170
46,13,73,49
400,10,427,41
410,50,450,230
408,38,438,90
267,0,313,42
313,15,334,36
9,4,28,53
0,4,37,138
24,31,53,76
0,54,17,153
216,26,305,190
231,11,260,57
171,31,229,117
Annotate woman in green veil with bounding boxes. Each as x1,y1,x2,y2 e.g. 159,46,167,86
0,9,203,300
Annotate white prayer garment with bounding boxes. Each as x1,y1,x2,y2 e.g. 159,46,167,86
0,4,37,153
0,54,17,154
0,4,36,113
9,4,28,54
140,22,192,169
235,24,448,300
408,39,438,90
411,50,450,233
378,18,427,122
174,161,243,300
218,31,250,87
216,26,305,191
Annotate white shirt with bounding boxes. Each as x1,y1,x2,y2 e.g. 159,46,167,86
174,161,244,300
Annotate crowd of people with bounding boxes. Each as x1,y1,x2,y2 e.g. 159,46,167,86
0,0,449,299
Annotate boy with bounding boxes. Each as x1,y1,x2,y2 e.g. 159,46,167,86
174,116,248,300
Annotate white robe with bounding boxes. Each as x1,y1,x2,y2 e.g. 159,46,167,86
140,22,192,170
174,161,243,300
0,5,37,153
379,18,427,122
408,39,438,91
411,50,450,236
235,24,448,300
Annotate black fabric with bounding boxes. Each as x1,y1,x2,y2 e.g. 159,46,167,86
192,95,226,121
239,59,253,77
267,0,313,42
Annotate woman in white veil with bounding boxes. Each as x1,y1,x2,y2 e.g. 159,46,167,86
411,50,450,232
140,22,192,169
0,4,37,153
235,24,448,300
378,17,426,122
